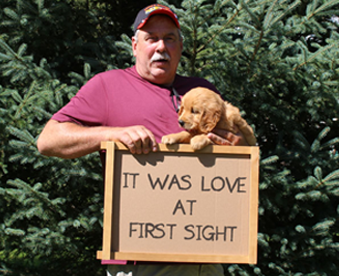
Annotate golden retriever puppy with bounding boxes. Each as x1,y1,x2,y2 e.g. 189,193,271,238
162,87,256,150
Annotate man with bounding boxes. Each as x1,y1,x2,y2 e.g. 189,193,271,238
37,3,247,276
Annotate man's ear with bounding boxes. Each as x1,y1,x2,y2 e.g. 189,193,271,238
132,36,137,57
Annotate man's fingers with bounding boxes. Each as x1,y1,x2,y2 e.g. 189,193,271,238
208,128,248,146
119,126,158,154
207,132,232,145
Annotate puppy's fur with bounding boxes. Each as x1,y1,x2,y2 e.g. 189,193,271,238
162,87,256,150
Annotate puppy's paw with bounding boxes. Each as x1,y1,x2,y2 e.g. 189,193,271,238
162,135,178,145
162,131,192,145
190,135,212,150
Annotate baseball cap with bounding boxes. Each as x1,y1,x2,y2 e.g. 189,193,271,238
133,4,180,32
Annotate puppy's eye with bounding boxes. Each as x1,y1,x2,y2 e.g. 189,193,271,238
191,108,199,114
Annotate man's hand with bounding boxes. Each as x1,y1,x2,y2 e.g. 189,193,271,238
114,125,158,154
207,128,249,146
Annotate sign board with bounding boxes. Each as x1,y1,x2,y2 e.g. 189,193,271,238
97,141,259,264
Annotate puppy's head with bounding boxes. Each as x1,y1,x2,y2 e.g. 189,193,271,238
178,87,224,134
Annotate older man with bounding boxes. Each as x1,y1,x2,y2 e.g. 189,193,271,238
37,3,245,276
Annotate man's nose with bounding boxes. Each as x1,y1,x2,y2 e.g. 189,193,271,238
156,39,166,51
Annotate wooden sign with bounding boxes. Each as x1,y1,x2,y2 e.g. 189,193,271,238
97,141,259,264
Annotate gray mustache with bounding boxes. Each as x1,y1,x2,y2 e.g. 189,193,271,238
151,52,171,62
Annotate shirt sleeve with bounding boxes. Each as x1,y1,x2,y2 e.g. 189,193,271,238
52,74,109,126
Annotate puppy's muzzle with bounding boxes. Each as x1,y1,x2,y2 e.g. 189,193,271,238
179,120,185,127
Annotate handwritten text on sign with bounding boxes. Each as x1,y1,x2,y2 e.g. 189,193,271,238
116,152,251,255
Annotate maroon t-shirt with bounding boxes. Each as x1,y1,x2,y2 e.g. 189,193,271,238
52,66,219,143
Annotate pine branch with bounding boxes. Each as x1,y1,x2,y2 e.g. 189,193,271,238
293,43,336,70
307,0,339,20
197,4,241,55
14,81,37,119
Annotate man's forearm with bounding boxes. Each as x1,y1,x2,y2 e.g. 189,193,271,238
37,120,158,159
37,120,111,159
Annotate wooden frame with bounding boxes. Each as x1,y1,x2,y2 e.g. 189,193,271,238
97,142,259,264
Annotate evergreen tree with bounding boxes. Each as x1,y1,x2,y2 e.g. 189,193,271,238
0,1,109,274
1,0,339,275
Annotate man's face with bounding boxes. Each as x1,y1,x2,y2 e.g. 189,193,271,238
132,15,183,86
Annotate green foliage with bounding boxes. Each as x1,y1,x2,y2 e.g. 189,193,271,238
0,5,105,271
1,0,339,275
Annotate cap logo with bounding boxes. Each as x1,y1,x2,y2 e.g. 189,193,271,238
145,4,172,15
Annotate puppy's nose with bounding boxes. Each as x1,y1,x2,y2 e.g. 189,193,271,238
179,120,185,127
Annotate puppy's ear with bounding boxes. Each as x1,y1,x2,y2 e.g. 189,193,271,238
178,105,184,116
200,109,221,133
